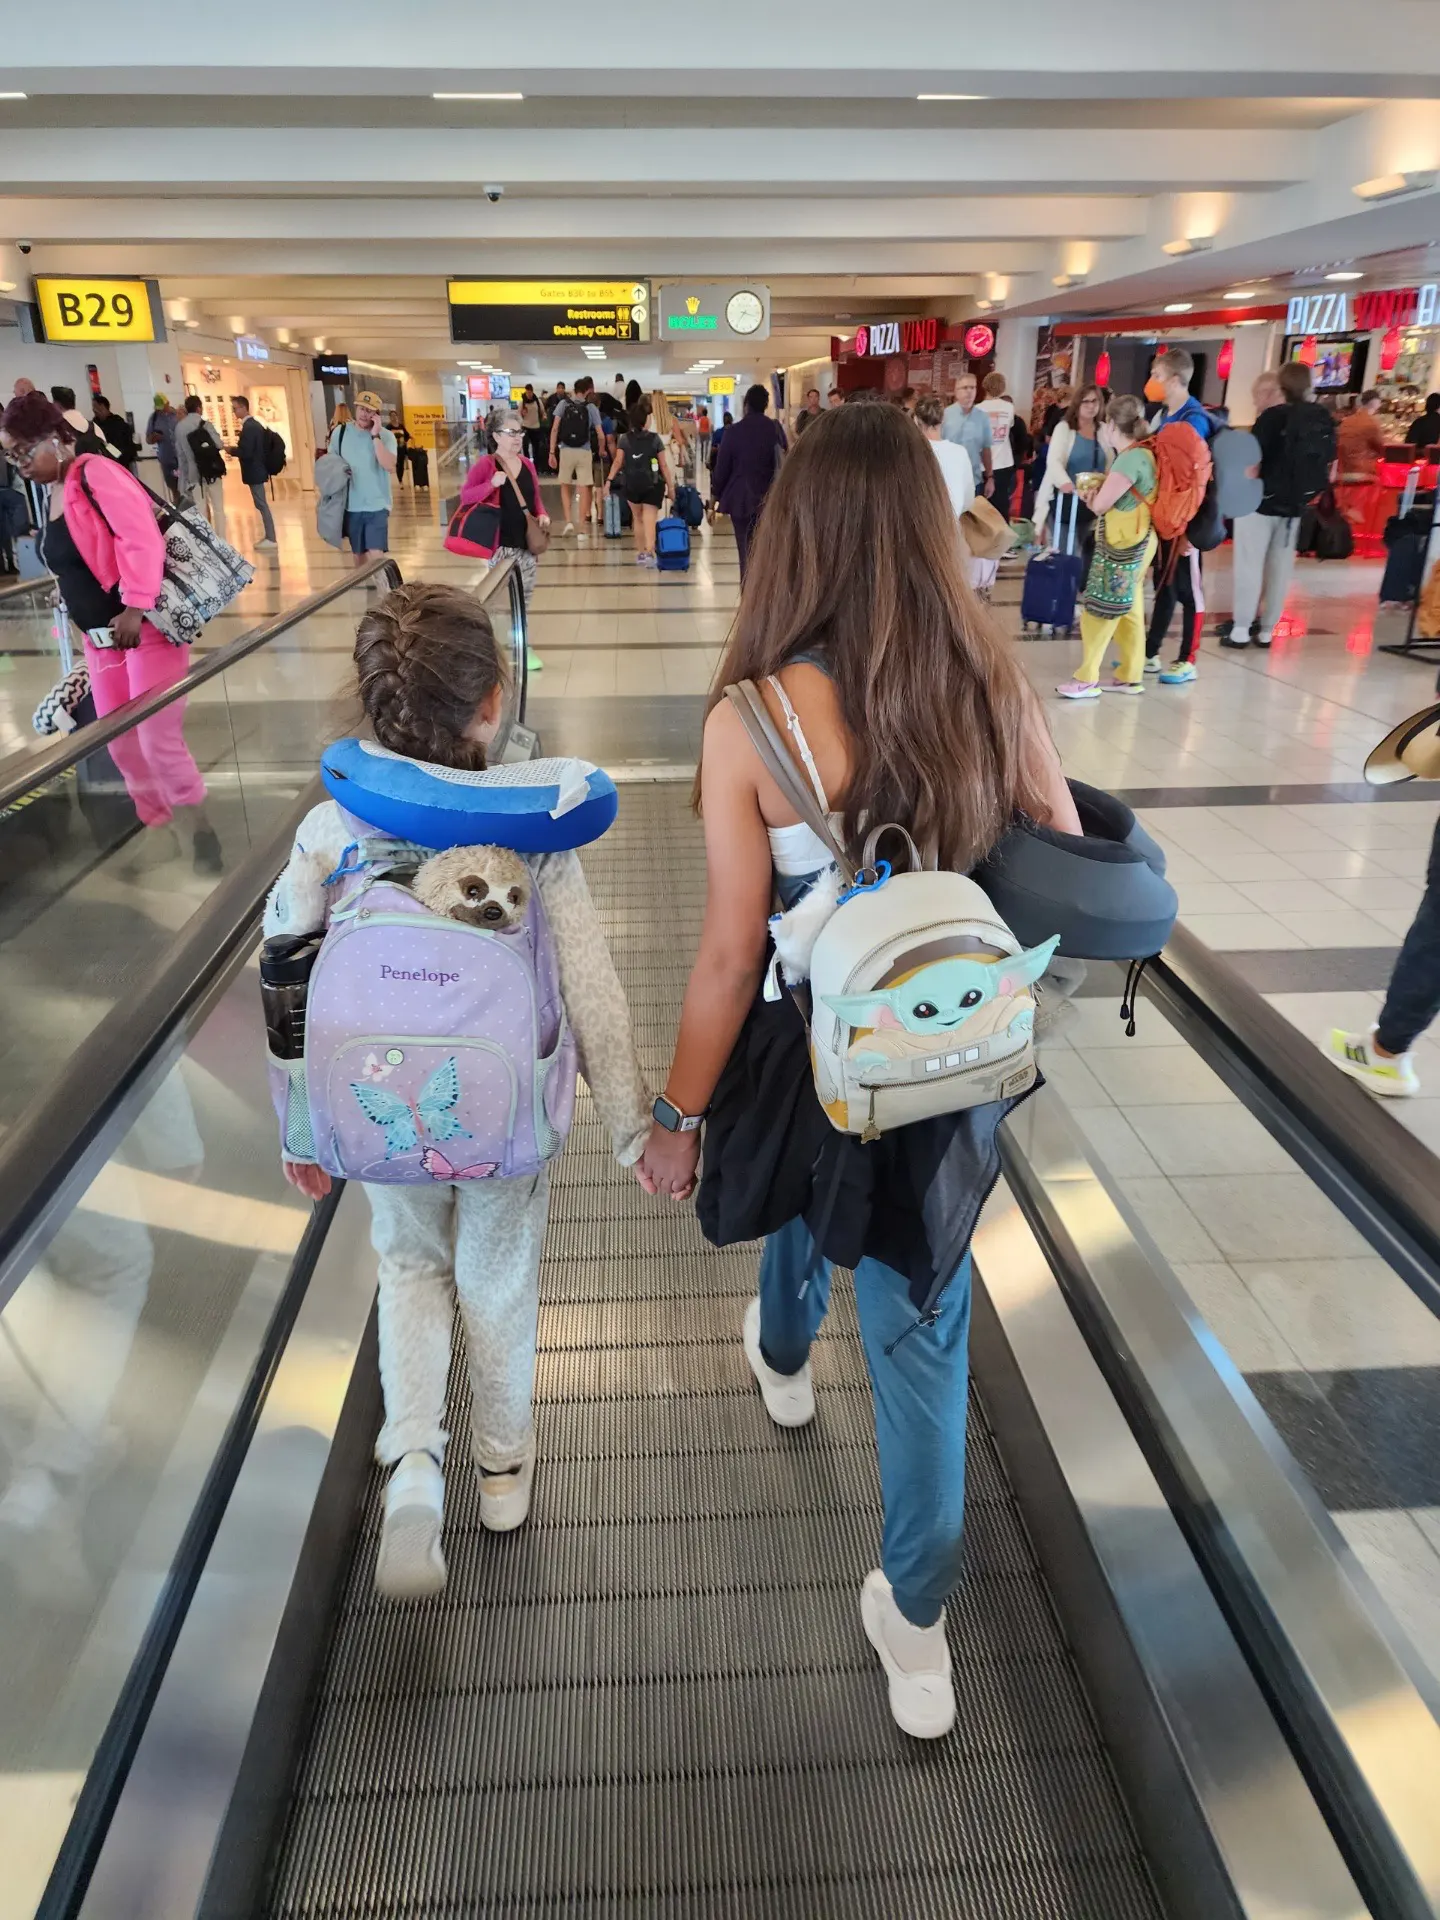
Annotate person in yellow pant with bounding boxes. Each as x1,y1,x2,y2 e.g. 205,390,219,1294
1057,395,1159,700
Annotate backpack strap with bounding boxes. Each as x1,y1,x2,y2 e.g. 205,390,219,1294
723,679,857,887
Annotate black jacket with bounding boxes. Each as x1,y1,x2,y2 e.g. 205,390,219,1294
96,414,139,467
697,983,1028,1320
236,415,269,486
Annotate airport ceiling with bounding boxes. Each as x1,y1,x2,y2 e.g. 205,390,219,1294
3,0,1440,372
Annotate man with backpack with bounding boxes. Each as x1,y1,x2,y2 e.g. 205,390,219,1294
175,394,228,536
1224,360,1336,651
1143,348,1215,685
230,395,279,551
548,375,603,536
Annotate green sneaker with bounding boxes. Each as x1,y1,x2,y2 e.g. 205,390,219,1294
526,649,544,673
1143,657,1162,676
1159,661,1197,685
1321,1029,1420,1099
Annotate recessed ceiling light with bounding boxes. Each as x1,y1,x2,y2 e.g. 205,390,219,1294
1162,237,1213,256
1235,318,1266,326
1164,302,1193,313
1225,290,1258,300
1052,273,1088,289
916,94,989,101
0,92,27,101
433,92,524,101
1325,269,1363,281
1354,170,1436,201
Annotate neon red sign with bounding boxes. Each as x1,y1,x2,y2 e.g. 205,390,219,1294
853,317,939,357
963,323,995,358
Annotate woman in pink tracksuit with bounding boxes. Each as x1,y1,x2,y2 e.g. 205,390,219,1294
0,390,217,872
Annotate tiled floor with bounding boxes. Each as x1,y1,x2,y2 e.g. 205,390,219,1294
9,474,1440,1700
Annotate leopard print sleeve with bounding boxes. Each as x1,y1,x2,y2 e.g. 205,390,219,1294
532,849,653,1165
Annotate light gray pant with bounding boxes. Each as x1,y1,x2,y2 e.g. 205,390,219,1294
182,478,227,538
1230,512,1300,640
366,1171,549,1471
248,480,276,542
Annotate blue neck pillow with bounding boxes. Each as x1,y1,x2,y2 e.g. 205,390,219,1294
320,739,619,853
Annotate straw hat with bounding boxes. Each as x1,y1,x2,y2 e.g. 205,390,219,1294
1365,700,1440,784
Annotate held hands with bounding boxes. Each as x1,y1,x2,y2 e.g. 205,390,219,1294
284,1160,333,1201
633,1122,700,1201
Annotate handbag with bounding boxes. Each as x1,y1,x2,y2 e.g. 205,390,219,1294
444,494,501,558
507,466,550,556
76,458,254,647
958,496,1016,561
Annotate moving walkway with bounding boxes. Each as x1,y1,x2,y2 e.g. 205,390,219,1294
0,555,1436,1919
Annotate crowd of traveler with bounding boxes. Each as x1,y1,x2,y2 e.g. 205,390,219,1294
5,342,1440,1763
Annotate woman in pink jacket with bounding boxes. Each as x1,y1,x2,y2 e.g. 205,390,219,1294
0,391,216,871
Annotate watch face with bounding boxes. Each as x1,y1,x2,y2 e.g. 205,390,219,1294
726,290,764,336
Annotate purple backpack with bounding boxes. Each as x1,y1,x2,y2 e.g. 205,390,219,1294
294,840,576,1185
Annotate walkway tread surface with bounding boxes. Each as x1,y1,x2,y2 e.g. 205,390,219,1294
264,786,1162,1919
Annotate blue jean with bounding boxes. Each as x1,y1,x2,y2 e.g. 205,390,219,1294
758,1215,971,1628
345,508,390,554
1376,813,1440,1055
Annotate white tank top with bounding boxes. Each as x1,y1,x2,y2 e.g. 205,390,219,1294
762,674,841,874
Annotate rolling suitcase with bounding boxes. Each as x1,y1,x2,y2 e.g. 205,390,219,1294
407,445,430,488
655,516,690,572
604,489,623,538
1021,493,1084,635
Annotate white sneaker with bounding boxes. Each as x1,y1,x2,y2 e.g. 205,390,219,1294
1320,1027,1421,1098
742,1297,814,1427
254,537,278,551
860,1570,956,1739
478,1433,537,1532
0,1466,94,1607
561,521,575,537
375,1450,446,1599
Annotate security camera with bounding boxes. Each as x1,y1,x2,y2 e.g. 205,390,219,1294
483,185,504,203
17,242,32,255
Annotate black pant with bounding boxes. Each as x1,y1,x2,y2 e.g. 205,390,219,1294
1146,538,1203,663
1376,815,1440,1055
988,466,1016,521
524,428,548,471
733,508,760,577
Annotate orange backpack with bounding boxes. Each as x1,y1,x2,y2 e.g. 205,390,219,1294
1148,423,1214,541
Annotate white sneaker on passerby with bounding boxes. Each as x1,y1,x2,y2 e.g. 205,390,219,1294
255,538,278,551
742,1297,814,1427
375,1450,446,1599
561,521,575,537
478,1433,537,1532
1321,1027,1421,1098
861,1569,956,1739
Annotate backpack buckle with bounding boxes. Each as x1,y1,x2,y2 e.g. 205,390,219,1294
837,859,891,907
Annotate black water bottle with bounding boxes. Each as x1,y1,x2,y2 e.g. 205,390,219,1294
259,932,324,1060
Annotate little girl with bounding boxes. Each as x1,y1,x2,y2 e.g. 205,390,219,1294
265,581,651,1598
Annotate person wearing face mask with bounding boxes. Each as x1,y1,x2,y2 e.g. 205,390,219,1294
1142,348,1215,685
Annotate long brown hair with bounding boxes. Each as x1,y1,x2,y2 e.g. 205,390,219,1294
353,582,510,771
705,404,1048,871
1065,383,1104,431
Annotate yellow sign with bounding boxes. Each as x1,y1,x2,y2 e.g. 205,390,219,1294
448,278,650,344
34,276,158,344
403,403,447,450
448,280,644,307
708,376,736,396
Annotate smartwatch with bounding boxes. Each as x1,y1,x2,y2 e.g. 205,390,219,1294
653,1095,705,1134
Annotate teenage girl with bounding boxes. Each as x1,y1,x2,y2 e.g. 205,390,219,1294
638,404,1081,1739
266,582,651,1598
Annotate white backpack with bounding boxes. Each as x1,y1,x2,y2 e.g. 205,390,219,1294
726,680,1057,1141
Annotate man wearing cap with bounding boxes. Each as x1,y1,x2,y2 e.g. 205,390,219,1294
145,392,181,500
1321,704,1440,1097
330,390,397,566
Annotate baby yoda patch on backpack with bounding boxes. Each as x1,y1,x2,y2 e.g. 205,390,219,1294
810,863,1055,1138
725,679,1057,1141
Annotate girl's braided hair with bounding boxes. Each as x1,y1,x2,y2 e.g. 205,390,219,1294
352,582,509,771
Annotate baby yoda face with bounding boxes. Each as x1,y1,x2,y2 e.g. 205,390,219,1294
824,938,1059,1036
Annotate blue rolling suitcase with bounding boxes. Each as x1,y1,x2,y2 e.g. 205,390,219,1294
656,516,691,572
1020,493,1084,635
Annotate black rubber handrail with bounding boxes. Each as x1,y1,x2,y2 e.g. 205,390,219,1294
0,571,55,602
1143,923,1440,1319
0,554,402,815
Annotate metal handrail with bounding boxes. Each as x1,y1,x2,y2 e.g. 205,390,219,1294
1144,923,1440,1319
0,554,403,815
0,571,55,602
998,1089,1440,1920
